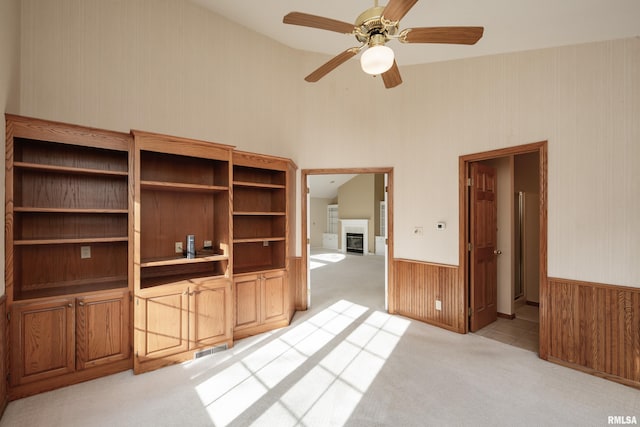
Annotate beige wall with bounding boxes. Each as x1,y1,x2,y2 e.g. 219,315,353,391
19,0,302,158
337,174,377,253
309,197,331,248
295,38,640,288
0,0,21,296
14,0,640,288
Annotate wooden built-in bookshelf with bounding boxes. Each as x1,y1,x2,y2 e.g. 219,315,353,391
132,131,234,373
4,115,298,392
5,114,133,399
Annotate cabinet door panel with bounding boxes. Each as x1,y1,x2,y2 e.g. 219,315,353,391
263,271,286,322
190,280,231,349
76,290,130,370
11,299,75,386
234,275,260,329
137,288,188,360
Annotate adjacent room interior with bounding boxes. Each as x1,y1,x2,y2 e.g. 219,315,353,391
0,0,638,425
307,173,387,312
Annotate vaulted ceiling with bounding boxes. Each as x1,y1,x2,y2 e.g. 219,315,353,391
192,0,640,66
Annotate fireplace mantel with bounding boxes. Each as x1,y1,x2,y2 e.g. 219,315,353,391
340,219,369,255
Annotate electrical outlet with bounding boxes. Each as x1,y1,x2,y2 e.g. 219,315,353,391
412,226,424,237
435,300,442,311
81,246,91,259
175,242,183,253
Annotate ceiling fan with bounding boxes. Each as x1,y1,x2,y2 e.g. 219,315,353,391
283,0,484,89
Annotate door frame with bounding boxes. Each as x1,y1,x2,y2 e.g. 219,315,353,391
300,168,394,312
459,141,548,358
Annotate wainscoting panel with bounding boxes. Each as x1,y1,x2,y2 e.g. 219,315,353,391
1,294,7,416
393,259,464,333
546,278,640,388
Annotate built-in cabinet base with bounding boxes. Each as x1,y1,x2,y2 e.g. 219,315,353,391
233,270,289,340
134,277,233,374
8,289,131,400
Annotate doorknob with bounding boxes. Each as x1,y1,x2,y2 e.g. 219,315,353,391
494,249,502,255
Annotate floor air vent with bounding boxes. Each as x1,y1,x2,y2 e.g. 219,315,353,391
194,343,228,359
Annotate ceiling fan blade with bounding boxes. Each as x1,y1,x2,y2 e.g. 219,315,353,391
402,26,484,45
283,12,355,34
305,48,359,83
382,61,402,89
382,0,419,23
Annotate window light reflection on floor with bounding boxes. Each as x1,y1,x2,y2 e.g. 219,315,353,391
310,251,346,270
195,300,369,427
253,310,410,426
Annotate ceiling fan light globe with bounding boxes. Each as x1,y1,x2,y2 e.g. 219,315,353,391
360,45,394,75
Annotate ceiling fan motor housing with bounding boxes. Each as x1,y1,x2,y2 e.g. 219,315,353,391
355,6,398,44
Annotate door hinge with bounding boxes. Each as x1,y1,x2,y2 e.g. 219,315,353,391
468,242,472,251
136,298,139,306
6,312,10,321
385,238,388,245
467,178,472,187
468,307,473,317
385,186,388,193
306,187,310,194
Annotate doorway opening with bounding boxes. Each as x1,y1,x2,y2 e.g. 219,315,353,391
301,168,393,313
460,142,547,355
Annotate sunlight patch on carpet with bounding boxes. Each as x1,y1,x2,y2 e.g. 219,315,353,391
310,251,346,269
252,311,411,426
195,300,368,427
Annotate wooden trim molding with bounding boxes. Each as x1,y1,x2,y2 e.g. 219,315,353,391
459,141,548,345
393,259,464,333
498,312,516,320
545,277,640,389
0,294,7,417
289,257,306,311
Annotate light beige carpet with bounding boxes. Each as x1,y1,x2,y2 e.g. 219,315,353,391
1,251,638,426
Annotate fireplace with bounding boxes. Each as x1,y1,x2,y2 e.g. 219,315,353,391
346,233,364,255
340,219,369,255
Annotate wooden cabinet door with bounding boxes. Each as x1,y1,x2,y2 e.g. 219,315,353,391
135,286,189,361
76,290,130,370
189,279,231,349
263,271,286,323
234,274,261,330
10,298,75,386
